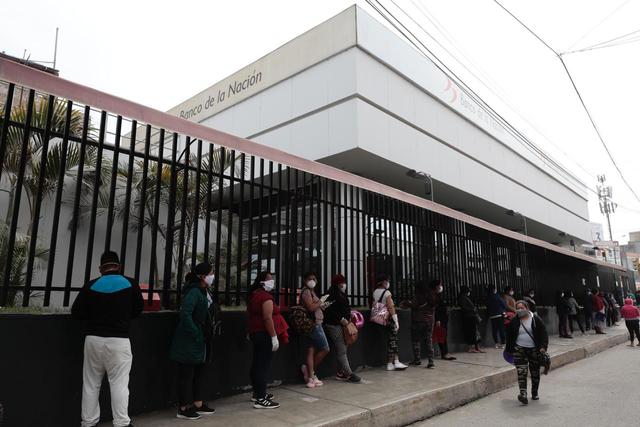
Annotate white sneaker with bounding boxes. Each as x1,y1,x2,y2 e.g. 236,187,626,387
394,361,408,370
386,363,395,371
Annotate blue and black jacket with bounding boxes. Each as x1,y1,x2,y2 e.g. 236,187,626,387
71,272,144,338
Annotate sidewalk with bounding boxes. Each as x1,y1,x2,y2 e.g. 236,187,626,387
127,327,628,427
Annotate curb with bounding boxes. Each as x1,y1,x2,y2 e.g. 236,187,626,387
320,332,628,427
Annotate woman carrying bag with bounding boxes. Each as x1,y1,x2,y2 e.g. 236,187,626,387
370,273,408,371
324,274,362,383
505,300,549,405
458,286,484,353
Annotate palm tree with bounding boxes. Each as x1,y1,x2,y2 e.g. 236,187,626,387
0,97,96,305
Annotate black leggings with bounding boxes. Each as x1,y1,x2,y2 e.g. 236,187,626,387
625,319,640,343
177,363,206,407
250,331,273,400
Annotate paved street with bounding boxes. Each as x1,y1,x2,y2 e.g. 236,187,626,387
415,342,640,427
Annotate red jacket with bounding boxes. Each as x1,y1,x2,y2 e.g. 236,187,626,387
592,294,605,313
620,298,640,320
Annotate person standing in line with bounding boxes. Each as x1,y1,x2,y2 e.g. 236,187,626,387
524,289,537,314
556,291,572,339
486,284,507,349
372,273,408,371
300,272,330,388
458,286,484,353
567,291,585,335
607,293,620,326
592,289,606,334
407,279,441,368
603,293,613,327
247,271,286,409
502,287,517,314
505,300,549,405
582,289,594,331
169,262,217,420
620,298,640,346
323,274,361,383
71,251,143,427
433,296,457,361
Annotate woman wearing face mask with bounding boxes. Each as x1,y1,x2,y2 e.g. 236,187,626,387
300,272,330,388
433,293,457,361
170,262,217,420
458,286,484,353
323,274,361,383
486,285,507,349
247,271,286,409
505,300,549,405
372,273,408,371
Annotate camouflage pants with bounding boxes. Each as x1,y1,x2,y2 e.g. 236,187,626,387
514,345,541,396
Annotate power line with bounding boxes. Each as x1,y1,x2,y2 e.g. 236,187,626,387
566,0,633,50
563,29,640,55
492,0,640,205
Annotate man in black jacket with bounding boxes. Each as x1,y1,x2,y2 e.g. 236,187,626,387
505,300,549,405
72,251,143,427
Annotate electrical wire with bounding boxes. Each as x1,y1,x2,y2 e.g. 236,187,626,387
562,29,640,55
492,0,640,205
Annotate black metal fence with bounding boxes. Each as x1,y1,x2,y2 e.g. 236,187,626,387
0,79,632,309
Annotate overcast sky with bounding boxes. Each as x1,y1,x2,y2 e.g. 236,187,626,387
2,0,639,243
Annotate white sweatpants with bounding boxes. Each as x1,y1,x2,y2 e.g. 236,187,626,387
81,336,132,427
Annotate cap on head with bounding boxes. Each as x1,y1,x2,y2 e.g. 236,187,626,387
100,251,120,267
331,273,346,286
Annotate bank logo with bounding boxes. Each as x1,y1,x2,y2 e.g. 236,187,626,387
444,78,458,104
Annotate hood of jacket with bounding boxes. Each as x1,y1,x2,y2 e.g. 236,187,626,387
624,298,634,306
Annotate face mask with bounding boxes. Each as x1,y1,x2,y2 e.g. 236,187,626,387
339,284,347,293
561,293,564,298
306,280,316,289
516,309,528,318
509,291,514,296
529,293,535,298
204,274,215,286
467,292,471,297
384,281,390,290
262,279,275,292
437,286,443,293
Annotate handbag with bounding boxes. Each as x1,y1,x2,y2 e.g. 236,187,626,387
521,318,551,374
288,305,315,336
370,290,390,325
351,310,365,330
343,322,358,346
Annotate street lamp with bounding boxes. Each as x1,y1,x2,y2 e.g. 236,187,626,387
407,169,434,202
506,209,528,236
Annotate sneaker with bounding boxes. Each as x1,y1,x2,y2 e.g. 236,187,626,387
312,376,324,386
301,365,309,383
386,363,395,371
347,373,362,383
393,360,408,370
253,398,280,409
442,355,457,361
251,393,274,402
517,393,529,405
306,379,316,388
194,403,215,415
336,372,349,381
409,359,422,366
531,394,539,401
177,407,201,420
426,359,435,369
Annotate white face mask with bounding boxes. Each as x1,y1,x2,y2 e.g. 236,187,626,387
306,279,316,289
509,291,514,296
262,279,275,292
383,281,390,290
437,286,443,293
204,274,215,286
339,283,347,293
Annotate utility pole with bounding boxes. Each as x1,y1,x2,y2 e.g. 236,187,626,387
597,174,616,241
